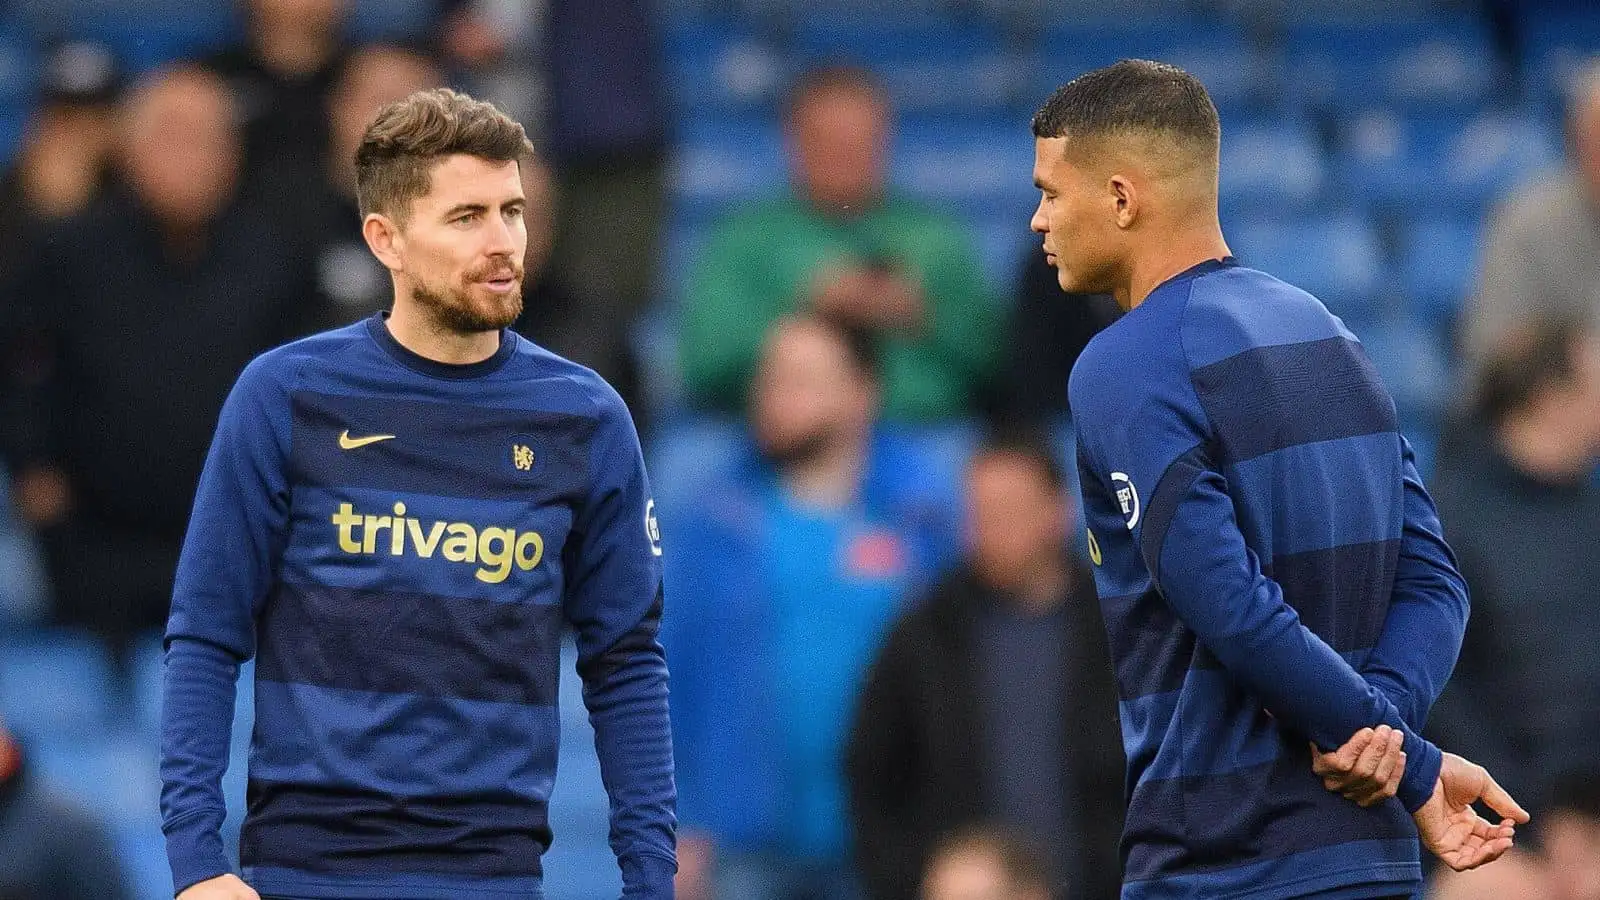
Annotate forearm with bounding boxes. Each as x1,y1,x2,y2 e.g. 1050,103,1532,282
1153,464,1442,809
1360,443,1470,730
159,636,242,893
583,629,677,897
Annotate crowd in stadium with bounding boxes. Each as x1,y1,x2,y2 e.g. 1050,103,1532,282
0,0,1597,898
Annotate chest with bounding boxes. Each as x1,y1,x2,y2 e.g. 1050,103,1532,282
280,389,594,599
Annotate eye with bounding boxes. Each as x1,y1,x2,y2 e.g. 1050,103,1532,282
453,212,478,225
505,206,524,219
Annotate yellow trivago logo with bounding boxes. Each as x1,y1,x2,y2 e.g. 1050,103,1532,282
331,502,544,584
1087,528,1103,566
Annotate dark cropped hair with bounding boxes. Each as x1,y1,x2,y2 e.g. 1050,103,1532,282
355,87,534,223
1031,58,1219,153
1476,317,1591,425
973,426,1067,492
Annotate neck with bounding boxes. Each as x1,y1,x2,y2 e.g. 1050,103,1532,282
253,23,335,78
1496,410,1598,483
1119,216,1231,311
781,432,868,510
386,297,502,365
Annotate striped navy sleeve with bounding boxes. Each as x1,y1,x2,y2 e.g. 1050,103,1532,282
160,355,292,893
1076,316,1443,813
563,378,677,896
1129,438,1442,811
1359,437,1470,731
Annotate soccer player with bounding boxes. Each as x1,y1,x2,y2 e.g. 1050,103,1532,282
158,88,675,899
1028,60,1527,899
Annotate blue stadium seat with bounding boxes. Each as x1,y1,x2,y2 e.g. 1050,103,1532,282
1031,22,1266,115
116,827,173,900
1218,118,1328,214
64,7,238,73
1285,18,1500,114
665,18,788,118
345,0,435,42
645,416,748,514
1397,215,1484,329
1334,111,1560,212
794,15,1017,113
1231,214,1388,325
1356,316,1453,431
892,116,1036,215
0,628,117,742
670,117,784,221
1518,7,1600,116
130,630,164,740
542,844,624,900
970,204,1035,292
31,733,161,836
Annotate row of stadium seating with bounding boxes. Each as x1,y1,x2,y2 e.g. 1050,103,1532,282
0,626,622,899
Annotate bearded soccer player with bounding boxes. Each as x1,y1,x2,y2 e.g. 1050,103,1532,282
1029,61,1527,899
159,89,675,899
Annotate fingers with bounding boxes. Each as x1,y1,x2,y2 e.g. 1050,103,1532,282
1358,730,1406,806
1479,771,1531,825
1351,725,1393,778
1313,728,1372,778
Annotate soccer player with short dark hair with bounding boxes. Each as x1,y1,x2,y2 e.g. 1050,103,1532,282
1029,60,1527,899
159,88,675,899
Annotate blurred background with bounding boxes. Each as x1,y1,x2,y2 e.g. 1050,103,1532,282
1,0,1598,898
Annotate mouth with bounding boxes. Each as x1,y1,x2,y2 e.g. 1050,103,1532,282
1044,250,1057,266
480,274,519,293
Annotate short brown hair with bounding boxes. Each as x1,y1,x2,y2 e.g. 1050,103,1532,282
355,87,535,222
782,64,889,122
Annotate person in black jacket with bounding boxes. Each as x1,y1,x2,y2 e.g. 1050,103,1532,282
846,429,1124,900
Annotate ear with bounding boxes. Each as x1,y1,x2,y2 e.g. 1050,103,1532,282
1110,174,1138,229
362,213,405,273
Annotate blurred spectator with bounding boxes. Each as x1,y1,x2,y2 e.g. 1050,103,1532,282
1464,60,1600,375
541,0,668,410
663,314,954,900
992,246,1121,428
919,825,1053,900
0,66,322,643
303,42,444,324
509,150,644,418
1427,318,1600,813
681,66,1002,421
1540,771,1600,900
0,41,122,291
0,717,132,900
204,0,350,182
847,431,1123,900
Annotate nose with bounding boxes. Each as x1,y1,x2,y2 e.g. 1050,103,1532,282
1030,198,1049,234
484,212,519,257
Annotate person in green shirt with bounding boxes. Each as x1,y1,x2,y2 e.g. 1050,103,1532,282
681,65,1002,421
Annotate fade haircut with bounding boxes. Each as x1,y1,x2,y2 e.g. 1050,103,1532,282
1031,59,1220,161
355,87,535,224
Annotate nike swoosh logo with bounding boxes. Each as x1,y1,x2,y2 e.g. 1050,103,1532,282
338,430,396,450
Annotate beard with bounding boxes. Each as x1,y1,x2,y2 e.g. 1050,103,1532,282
411,259,526,334
756,421,838,469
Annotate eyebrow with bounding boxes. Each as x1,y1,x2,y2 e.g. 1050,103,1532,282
1033,177,1048,190
441,199,525,218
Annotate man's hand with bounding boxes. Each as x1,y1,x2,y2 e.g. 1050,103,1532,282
176,874,259,900
1311,724,1406,807
1414,752,1530,872
810,264,925,331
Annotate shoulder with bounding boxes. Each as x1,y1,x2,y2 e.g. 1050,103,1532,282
234,321,369,398
507,337,637,433
1179,264,1355,371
